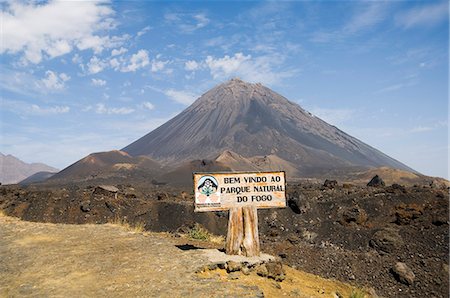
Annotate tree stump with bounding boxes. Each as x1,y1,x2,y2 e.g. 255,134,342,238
225,206,260,257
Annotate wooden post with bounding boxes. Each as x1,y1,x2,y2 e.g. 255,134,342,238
226,207,244,255
225,206,260,257
242,206,260,257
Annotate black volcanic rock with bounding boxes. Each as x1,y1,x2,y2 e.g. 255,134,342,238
123,78,415,176
367,175,385,187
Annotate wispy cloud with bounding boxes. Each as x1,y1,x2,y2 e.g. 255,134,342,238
95,103,134,115
410,121,447,133
137,26,151,37
164,12,210,33
343,3,387,34
141,102,155,111
311,2,389,43
91,78,106,86
2,99,70,116
396,1,448,29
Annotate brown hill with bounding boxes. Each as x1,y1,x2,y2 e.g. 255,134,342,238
123,78,415,176
0,153,58,185
216,150,300,178
48,150,163,183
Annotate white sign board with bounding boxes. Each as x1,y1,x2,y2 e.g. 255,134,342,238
193,171,286,212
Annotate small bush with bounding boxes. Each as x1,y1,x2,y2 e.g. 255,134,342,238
349,289,366,298
188,223,211,241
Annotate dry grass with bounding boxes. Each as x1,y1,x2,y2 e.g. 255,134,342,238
0,210,6,217
109,215,146,233
186,223,225,244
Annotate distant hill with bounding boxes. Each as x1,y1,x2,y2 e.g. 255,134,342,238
0,153,58,185
123,78,416,176
19,171,56,185
48,150,164,183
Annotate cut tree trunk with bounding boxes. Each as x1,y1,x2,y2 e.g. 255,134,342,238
225,207,243,255
225,206,260,257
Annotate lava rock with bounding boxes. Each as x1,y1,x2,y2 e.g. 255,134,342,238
323,179,338,189
386,183,407,193
265,261,286,282
80,200,91,212
367,175,385,187
339,206,368,225
93,185,118,196
391,262,415,285
287,192,308,214
226,261,242,273
370,227,404,254
256,264,268,277
394,203,423,225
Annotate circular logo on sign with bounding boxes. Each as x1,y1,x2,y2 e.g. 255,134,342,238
197,176,219,197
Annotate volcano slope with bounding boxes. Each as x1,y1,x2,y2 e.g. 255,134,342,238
123,78,414,176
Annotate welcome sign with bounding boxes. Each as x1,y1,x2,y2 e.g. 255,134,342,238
193,171,286,212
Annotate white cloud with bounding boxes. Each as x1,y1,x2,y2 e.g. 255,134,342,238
30,104,70,115
87,56,107,74
40,70,70,90
204,52,294,85
121,50,149,72
91,78,106,86
164,89,198,105
141,102,155,110
164,12,210,33
151,59,168,72
111,47,128,57
1,0,118,64
396,2,448,28
206,53,251,78
95,103,134,115
185,60,200,71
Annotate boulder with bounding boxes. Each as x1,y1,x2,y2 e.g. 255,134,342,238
367,175,385,187
339,206,368,225
391,262,415,285
370,227,403,254
323,179,338,189
265,261,286,282
80,200,91,212
93,185,118,197
226,261,242,273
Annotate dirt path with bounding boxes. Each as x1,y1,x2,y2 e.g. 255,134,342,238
0,215,362,297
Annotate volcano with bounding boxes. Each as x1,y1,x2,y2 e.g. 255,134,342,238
123,78,414,176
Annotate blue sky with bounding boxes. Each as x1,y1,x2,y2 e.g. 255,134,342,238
1,0,448,179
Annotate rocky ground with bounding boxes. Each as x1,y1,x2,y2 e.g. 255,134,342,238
1,214,362,297
0,180,448,297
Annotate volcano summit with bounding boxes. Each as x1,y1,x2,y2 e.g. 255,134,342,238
123,78,414,177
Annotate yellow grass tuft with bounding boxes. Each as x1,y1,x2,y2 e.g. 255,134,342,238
109,215,146,233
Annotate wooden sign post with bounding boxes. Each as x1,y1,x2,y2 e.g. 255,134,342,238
193,171,286,257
